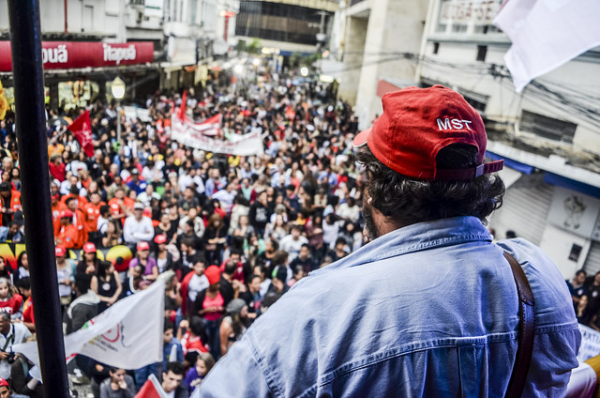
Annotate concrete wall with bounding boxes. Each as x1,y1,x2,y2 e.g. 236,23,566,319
354,0,428,129
337,16,368,104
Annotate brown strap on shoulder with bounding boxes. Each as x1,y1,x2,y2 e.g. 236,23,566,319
503,252,536,398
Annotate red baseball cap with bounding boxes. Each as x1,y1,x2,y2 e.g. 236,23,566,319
83,242,97,253
204,265,221,285
353,85,503,180
137,241,150,251
0,378,7,387
60,209,73,218
55,246,66,257
154,234,167,244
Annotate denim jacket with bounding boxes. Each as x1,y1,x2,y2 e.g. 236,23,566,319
199,217,580,397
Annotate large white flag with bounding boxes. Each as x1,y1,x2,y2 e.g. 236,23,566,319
494,0,600,92
13,279,165,371
171,115,264,156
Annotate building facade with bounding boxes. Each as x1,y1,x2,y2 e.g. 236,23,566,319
327,0,600,278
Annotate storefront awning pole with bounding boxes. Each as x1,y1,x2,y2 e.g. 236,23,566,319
7,1,70,397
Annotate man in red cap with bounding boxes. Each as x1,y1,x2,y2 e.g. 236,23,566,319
56,210,81,249
200,86,580,396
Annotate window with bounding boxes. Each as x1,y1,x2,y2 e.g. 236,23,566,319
519,110,577,143
433,42,440,55
476,45,487,62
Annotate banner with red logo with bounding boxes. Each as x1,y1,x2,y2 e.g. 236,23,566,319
0,41,154,72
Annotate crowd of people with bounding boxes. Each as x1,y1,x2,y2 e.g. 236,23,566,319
0,70,364,397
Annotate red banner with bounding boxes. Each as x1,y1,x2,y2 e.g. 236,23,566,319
0,41,154,72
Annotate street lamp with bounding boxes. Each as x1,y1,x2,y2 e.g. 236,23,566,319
300,67,309,77
111,77,126,143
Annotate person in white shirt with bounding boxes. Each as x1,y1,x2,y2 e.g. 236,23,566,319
212,183,237,214
0,312,31,380
123,203,155,244
279,225,308,262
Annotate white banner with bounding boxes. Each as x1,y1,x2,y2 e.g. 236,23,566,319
13,279,165,371
578,324,600,363
171,116,264,156
124,106,151,123
183,114,221,136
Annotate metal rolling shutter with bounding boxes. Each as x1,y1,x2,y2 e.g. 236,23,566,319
489,173,554,245
584,241,600,275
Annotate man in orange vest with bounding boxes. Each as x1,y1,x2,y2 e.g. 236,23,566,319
51,193,66,237
108,187,134,222
65,197,86,248
56,209,81,249
61,185,88,212
0,182,21,227
83,192,105,233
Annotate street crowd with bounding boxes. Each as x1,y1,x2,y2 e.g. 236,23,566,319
0,69,363,397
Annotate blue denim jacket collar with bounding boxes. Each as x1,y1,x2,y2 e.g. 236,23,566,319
313,216,492,275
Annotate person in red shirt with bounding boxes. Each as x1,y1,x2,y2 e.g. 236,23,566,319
0,277,22,319
51,193,67,237
56,209,81,249
17,277,34,332
49,154,66,182
83,192,105,233
178,316,210,368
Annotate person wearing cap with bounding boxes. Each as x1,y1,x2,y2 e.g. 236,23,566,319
0,376,28,398
56,209,81,249
123,202,155,245
129,241,158,281
0,182,20,228
56,246,74,309
76,242,100,276
126,168,148,196
199,86,579,396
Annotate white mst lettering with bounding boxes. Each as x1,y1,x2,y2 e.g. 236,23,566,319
436,118,473,131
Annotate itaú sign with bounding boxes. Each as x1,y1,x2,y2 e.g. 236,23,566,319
0,41,154,72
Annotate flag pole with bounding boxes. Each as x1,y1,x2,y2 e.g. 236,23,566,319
7,0,70,396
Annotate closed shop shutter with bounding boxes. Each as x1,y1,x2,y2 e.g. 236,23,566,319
489,173,554,245
584,241,600,275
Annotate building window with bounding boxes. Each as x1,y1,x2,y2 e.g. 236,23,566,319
519,110,577,143
463,96,486,113
476,45,487,62
433,42,440,55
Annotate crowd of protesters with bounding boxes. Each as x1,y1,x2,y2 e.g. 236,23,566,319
0,69,364,397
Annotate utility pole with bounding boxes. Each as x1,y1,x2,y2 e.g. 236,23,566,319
7,0,70,396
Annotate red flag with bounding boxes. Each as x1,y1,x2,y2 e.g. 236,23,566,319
178,90,187,121
68,110,94,157
135,374,167,398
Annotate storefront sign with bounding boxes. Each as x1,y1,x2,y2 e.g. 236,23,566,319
0,41,154,72
439,0,500,26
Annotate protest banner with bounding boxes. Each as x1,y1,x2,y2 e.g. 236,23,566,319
12,278,165,372
170,115,264,156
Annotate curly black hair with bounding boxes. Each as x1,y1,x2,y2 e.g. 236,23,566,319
357,144,505,226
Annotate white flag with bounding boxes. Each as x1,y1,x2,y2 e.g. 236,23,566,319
494,0,600,92
13,279,164,370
